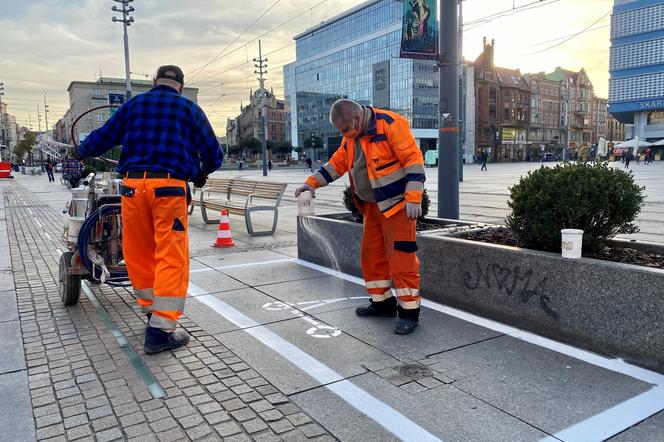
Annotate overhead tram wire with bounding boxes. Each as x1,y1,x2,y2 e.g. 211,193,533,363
527,23,610,47
187,0,282,82
188,0,329,86
522,2,619,55
463,0,560,31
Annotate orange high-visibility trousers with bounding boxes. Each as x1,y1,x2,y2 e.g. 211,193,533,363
360,202,420,317
121,176,190,332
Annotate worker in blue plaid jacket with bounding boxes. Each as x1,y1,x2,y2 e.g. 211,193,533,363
75,65,223,354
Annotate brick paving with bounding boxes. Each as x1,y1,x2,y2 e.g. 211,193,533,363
2,181,334,441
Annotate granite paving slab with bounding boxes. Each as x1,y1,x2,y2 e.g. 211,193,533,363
0,290,18,323
219,261,330,287
0,371,36,441
425,335,653,434
291,372,548,441
256,276,368,314
311,305,503,358
609,411,664,441
0,320,25,373
192,249,290,268
187,288,302,334
188,268,248,295
215,317,391,395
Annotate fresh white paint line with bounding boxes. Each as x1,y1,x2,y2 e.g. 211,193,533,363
192,286,441,442
27,208,33,215
540,386,664,442
292,259,664,441
190,258,294,273
44,232,52,240
33,217,43,228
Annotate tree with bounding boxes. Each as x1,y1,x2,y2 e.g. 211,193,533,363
303,136,324,152
273,141,294,155
228,145,242,156
239,137,262,156
266,140,275,151
15,132,36,160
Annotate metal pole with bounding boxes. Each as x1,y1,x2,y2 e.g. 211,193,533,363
438,0,460,219
256,40,268,177
37,104,44,171
43,91,49,138
458,0,463,182
0,84,5,147
563,79,569,162
122,9,132,100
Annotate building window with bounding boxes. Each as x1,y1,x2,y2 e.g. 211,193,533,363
96,115,104,122
647,111,664,125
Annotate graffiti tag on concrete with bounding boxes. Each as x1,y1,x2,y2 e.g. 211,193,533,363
463,261,559,319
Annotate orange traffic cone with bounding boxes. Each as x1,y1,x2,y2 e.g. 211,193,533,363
212,210,235,248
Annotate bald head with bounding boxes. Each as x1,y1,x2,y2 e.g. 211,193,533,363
329,99,363,125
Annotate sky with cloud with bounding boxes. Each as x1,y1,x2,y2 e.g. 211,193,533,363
0,0,613,136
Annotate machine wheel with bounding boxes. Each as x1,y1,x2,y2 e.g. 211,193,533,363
59,251,81,306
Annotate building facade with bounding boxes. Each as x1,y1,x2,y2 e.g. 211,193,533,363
609,0,664,150
0,102,19,151
525,72,562,156
283,0,439,158
56,78,198,143
234,88,286,144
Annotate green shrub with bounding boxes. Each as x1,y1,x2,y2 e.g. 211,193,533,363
343,186,430,222
505,162,644,252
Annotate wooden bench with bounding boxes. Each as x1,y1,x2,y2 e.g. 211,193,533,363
196,178,287,236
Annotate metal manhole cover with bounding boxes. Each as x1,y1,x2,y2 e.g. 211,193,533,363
398,364,432,379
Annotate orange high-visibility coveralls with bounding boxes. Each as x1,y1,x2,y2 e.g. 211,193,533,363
121,176,189,332
305,107,425,317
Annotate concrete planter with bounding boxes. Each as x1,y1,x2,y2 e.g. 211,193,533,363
297,214,664,373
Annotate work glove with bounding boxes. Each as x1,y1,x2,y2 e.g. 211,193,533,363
405,202,422,219
295,183,315,198
193,172,208,188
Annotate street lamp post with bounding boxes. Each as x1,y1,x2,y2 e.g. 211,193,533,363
111,0,135,101
0,82,5,148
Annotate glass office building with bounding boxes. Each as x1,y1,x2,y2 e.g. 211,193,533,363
283,0,439,157
609,0,664,143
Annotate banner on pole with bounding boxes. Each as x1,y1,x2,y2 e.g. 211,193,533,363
400,0,438,60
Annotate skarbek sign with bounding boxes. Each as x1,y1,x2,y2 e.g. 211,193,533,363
639,99,664,110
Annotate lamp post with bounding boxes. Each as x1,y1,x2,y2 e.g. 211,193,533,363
111,0,135,101
0,82,5,148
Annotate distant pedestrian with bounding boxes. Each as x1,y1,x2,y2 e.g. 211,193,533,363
625,152,633,169
645,148,652,165
268,160,273,171
636,151,641,164
305,157,313,173
238,159,243,171
480,151,488,171
45,157,55,182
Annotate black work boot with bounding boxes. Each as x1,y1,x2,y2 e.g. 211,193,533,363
394,307,420,335
144,326,190,354
356,296,397,318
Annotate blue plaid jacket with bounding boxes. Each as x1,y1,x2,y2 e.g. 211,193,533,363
77,85,223,180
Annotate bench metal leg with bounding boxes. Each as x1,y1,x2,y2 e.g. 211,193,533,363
245,207,279,236
201,205,220,224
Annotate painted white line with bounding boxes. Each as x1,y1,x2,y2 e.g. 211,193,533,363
33,217,43,228
44,232,52,240
190,258,294,273
192,286,440,441
27,208,33,215
540,386,664,442
293,259,664,441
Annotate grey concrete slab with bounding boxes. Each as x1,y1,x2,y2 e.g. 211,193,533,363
188,268,248,295
426,335,652,434
216,317,391,395
0,321,25,373
609,411,664,441
0,371,36,441
219,261,330,287
312,306,503,358
186,288,300,334
0,269,14,293
256,276,368,314
0,290,18,323
192,249,289,268
291,372,548,442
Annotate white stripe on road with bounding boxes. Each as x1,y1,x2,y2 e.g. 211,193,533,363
27,208,33,215
190,258,293,273
191,284,441,442
293,259,664,441
33,217,43,228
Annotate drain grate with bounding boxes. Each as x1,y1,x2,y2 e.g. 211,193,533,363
398,364,432,380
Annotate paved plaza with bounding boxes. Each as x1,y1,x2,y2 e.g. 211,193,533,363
1,162,664,441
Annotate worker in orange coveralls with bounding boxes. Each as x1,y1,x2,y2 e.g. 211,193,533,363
75,65,223,353
295,99,425,334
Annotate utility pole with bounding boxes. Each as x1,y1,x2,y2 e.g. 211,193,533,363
438,0,460,219
253,39,268,177
458,0,464,182
37,103,44,170
111,0,135,101
0,82,5,147
562,79,569,162
43,91,49,139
